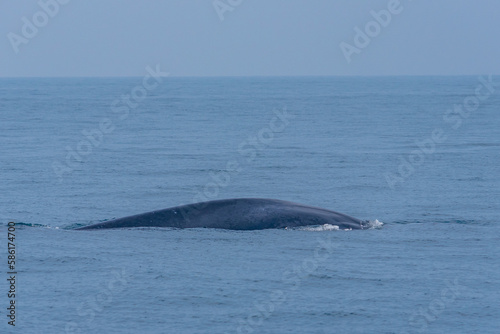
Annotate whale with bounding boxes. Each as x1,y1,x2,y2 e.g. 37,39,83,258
76,198,368,231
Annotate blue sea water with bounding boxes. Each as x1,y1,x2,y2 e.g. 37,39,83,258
0,76,499,333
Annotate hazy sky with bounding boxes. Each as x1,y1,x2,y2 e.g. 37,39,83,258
1,0,499,77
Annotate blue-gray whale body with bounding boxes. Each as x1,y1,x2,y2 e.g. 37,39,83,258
76,198,367,230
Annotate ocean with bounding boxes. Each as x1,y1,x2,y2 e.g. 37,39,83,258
1,76,499,333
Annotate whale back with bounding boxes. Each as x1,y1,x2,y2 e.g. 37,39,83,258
76,198,364,230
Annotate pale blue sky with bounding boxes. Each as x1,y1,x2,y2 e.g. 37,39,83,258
1,0,499,77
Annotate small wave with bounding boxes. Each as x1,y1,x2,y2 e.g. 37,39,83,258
389,219,479,225
291,220,384,231
64,222,91,230
5,222,51,227
292,224,344,231
297,224,341,231
2,222,56,229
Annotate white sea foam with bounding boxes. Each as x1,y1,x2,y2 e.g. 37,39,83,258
295,224,340,231
365,219,384,229
293,219,384,231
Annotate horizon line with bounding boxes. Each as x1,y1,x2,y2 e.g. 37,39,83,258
0,74,496,79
